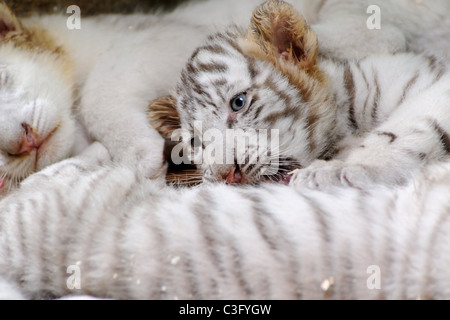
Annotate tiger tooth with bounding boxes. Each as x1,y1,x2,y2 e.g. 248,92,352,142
288,169,300,175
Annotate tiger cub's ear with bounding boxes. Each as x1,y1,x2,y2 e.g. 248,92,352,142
243,0,319,72
147,96,181,140
0,3,22,39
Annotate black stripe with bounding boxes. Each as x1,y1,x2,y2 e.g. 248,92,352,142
214,84,226,103
183,252,203,299
252,203,278,251
192,189,226,278
185,60,196,74
344,65,358,131
371,72,381,124
143,195,169,299
357,190,377,297
434,64,446,84
398,72,419,106
249,192,303,299
196,61,228,74
378,193,399,299
246,56,258,79
262,76,300,125
191,44,229,60
299,193,335,297
404,148,428,162
356,62,372,123
191,80,215,106
340,249,355,299
427,203,450,299
212,78,228,88
431,120,450,154
427,55,446,84
397,186,429,299
422,201,450,299
60,168,112,292
113,210,144,299
203,44,228,55
86,178,136,299
52,186,70,294
248,93,261,120
230,241,253,297
215,32,244,55
376,131,397,143
356,61,370,91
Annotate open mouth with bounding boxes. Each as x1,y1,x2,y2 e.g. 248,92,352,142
262,158,302,185
223,158,302,185
225,164,245,184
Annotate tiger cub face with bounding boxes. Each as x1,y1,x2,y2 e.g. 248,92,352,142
0,4,77,193
150,0,335,184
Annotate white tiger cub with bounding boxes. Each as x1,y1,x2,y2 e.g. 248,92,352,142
151,0,450,188
2,142,450,299
0,3,90,196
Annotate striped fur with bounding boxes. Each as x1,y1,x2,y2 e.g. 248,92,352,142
166,0,450,188
2,143,450,299
2,0,450,300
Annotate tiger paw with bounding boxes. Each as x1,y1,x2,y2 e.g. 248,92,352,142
289,160,374,189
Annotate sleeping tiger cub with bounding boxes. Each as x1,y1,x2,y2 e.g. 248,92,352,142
0,3,90,196
149,0,450,189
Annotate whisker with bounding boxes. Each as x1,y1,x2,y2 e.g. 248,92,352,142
166,168,203,187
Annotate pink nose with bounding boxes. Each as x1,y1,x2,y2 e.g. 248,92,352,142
224,165,243,184
11,123,41,156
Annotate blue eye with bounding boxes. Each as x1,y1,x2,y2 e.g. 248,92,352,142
230,93,247,112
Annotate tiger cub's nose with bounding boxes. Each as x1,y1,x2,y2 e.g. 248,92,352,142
10,123,41,156
224,164,243,184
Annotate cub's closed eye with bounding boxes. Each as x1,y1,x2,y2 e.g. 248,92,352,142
230,93,247,112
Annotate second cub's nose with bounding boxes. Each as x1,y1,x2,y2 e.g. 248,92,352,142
9,123,40,157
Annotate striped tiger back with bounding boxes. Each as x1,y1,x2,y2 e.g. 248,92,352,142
2,143,450,299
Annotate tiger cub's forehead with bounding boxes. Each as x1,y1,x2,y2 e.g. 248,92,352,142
183,33,256,88
176,30,272,125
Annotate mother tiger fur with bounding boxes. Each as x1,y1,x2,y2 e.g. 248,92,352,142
0,142,450,299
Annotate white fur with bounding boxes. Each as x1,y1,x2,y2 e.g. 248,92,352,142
0,44,81,195
1,0,450,299
2,142,450,299
292,53,450,188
